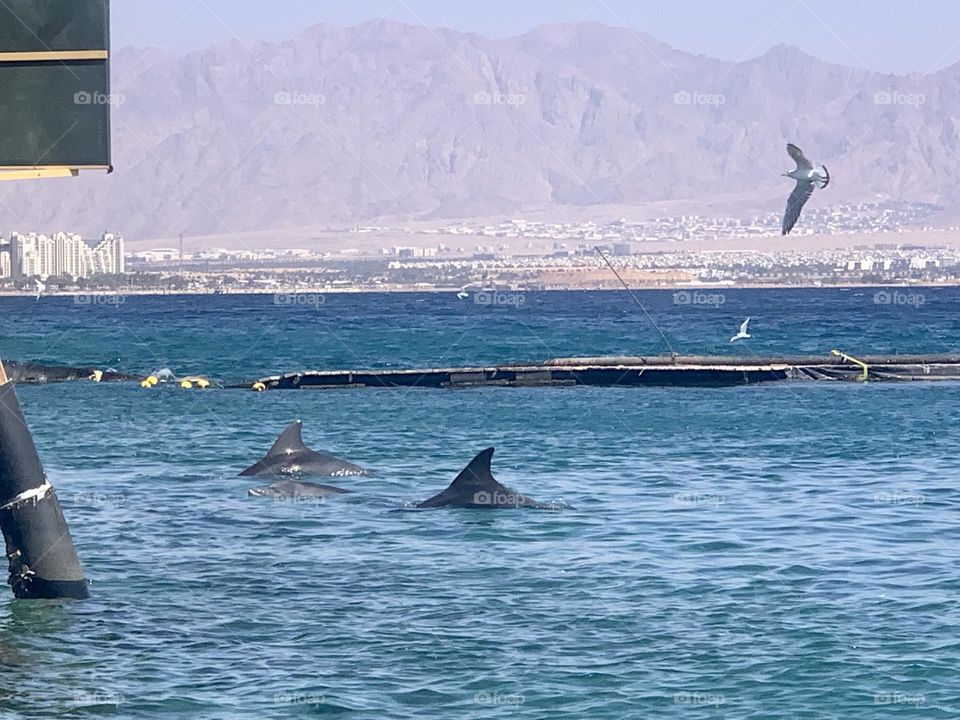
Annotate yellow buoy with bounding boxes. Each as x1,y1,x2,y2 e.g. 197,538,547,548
90,369,104,383
140,379,152,389
146,375,159,386
252,382,266,392
178,376,210,389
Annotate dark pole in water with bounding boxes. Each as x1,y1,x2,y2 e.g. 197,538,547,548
595,246,677,357
0,360,88,599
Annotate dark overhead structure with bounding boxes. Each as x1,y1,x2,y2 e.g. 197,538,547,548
0,0,111,180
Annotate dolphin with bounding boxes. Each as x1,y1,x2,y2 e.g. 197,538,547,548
417,447,562,509
248,479,352,499
238,420,370,477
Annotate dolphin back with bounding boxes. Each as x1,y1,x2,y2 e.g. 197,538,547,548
239,420,370,477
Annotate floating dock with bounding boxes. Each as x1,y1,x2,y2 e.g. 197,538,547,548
232,352,960,390
9,354,960,389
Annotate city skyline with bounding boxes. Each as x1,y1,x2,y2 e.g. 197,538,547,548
0,232,125,281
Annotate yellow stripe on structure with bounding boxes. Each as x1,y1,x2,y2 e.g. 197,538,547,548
0,168,78,181
0,50,108,62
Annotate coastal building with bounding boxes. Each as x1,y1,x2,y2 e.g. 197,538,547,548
7,231,125,279
53,232,88,277
89,233,125,275
10,233,47,278
132,248,179,263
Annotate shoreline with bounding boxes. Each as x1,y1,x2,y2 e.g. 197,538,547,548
0,281,953,297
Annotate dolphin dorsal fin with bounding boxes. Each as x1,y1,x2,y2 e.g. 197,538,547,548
417,447,510,508
449,447,496,489
266,420,306,456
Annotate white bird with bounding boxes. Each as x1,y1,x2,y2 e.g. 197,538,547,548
730,317,751,342
456,289,469,300
781,143,829,235
34,279,46,301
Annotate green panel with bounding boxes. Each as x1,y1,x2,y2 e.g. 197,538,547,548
0,61,110,166
0,1,111,167
0,0,108,51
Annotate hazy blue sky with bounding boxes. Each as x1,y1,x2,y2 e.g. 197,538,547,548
112,0,960,74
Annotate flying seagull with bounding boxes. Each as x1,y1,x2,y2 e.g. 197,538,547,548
730,317,751,342
34,279,46,301
781,143,829,235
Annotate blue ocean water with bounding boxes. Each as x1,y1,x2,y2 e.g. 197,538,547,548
0,288,957,718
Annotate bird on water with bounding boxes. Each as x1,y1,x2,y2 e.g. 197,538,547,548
781,143,829,235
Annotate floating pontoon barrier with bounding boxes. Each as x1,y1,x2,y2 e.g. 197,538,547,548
233,353,960,390
6,354,960,390
0,360,88,599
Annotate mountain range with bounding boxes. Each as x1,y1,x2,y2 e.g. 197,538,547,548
2,19,958,243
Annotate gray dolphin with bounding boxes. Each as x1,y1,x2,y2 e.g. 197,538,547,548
417,448,562,509
248,479,352,499
238,420,370,477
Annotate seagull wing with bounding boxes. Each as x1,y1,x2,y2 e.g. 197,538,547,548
740,317,750,334
786,143,813,171
782,180,815,235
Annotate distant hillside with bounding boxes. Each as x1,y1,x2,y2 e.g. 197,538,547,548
3,20,959,241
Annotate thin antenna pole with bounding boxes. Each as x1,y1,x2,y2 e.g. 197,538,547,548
595,246,676,357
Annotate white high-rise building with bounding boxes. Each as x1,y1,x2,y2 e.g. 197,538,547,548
11,233,45,278
53,231,88,278
91,233,125,275
0,245,10,279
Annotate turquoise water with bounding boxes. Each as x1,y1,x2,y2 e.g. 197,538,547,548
0,289,957,718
